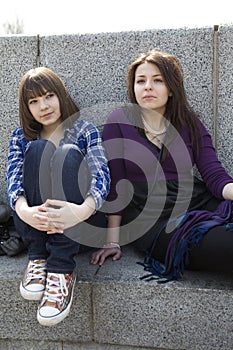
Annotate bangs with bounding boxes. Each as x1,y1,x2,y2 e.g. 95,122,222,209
23,75,56,101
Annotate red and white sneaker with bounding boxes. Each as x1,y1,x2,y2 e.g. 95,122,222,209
37,271,76,326
20,259,47,301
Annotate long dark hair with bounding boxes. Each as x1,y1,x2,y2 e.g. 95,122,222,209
127,49,200,155
18,67,80,140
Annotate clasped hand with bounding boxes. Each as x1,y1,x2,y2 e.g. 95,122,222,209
33,199,87,234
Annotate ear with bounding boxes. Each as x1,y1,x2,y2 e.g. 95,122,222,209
169,91,172,97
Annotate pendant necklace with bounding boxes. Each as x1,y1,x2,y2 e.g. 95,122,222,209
142,116,167,145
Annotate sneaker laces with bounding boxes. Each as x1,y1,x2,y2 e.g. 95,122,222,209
43,274,69,303
25,260,46,283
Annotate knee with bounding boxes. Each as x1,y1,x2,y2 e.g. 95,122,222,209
26,139,55,156
52,144,84,164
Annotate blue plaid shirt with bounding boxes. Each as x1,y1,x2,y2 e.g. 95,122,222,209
7,119,110,211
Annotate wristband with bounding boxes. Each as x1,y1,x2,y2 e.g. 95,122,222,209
103,242,121,249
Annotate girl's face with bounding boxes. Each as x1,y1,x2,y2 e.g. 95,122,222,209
28,91,61,129
134,62,171,115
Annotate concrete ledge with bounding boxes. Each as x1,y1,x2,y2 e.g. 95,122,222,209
0,246,232,350
0,339,162,350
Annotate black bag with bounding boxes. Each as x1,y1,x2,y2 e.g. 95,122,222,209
0,204,25,256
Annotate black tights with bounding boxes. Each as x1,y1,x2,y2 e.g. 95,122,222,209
152,225,233,272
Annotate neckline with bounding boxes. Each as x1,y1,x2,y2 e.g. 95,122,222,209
142,129,162,151
142,116,168,136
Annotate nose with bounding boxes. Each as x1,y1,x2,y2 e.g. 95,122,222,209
39,97,49,110
144,80,152,90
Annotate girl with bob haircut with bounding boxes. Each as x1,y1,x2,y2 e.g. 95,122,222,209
7,67,110,326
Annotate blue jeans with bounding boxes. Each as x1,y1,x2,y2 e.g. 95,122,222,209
14,139,106,273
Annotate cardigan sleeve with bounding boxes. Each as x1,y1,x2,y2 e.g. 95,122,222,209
194,119,233,199
102,110,129,215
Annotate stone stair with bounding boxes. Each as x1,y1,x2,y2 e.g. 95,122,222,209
0,244,232,350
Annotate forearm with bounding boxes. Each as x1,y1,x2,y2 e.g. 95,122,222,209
90,214,122,265
80,195,96,220
105,215,121,245
15,195,40,228
15,195,29,221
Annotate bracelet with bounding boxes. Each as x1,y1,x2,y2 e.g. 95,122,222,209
103,242,121,249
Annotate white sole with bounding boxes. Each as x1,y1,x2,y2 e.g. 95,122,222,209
37,277,76,326
20,282,44,301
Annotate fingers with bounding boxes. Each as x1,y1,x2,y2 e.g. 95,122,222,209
44,199,64,208
112,249,121,261
90,247,121,265
37,206,47,213
90,249,103,265
98,250,109,266
34,216,64,233
90,249,108,265
36,209,61,218
47,228,64,234
33,212,62,227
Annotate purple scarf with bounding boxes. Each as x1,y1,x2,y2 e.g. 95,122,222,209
138,200,233,282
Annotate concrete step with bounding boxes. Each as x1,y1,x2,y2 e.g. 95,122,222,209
0,245,232,350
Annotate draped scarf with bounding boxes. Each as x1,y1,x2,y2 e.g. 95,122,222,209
138,200,233,283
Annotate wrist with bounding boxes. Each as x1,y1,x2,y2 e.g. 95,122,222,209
83,196,96,214
78,200,95,222
103,242,121,250
15,196,29,219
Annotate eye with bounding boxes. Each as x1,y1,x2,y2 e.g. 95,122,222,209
136,79,145,84
154,78,163,83
28,98,38,105
46,92,55,99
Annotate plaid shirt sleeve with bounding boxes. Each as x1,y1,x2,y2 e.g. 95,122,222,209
75,121,110,210
6,128,28,210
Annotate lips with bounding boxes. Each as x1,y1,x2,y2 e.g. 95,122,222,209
42,112,52,118
143,95,155,99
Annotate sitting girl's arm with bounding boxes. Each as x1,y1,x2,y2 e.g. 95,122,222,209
90,214,122,265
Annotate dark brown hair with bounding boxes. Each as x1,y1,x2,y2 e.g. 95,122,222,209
18,67,80,140
127,49,200,153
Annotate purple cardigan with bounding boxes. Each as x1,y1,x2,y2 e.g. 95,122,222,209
103,108,233,214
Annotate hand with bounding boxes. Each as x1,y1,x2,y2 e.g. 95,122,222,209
33,200,80,232
34,198,94,233
18,203,62,232
33,205,63,234
90,247,121,266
